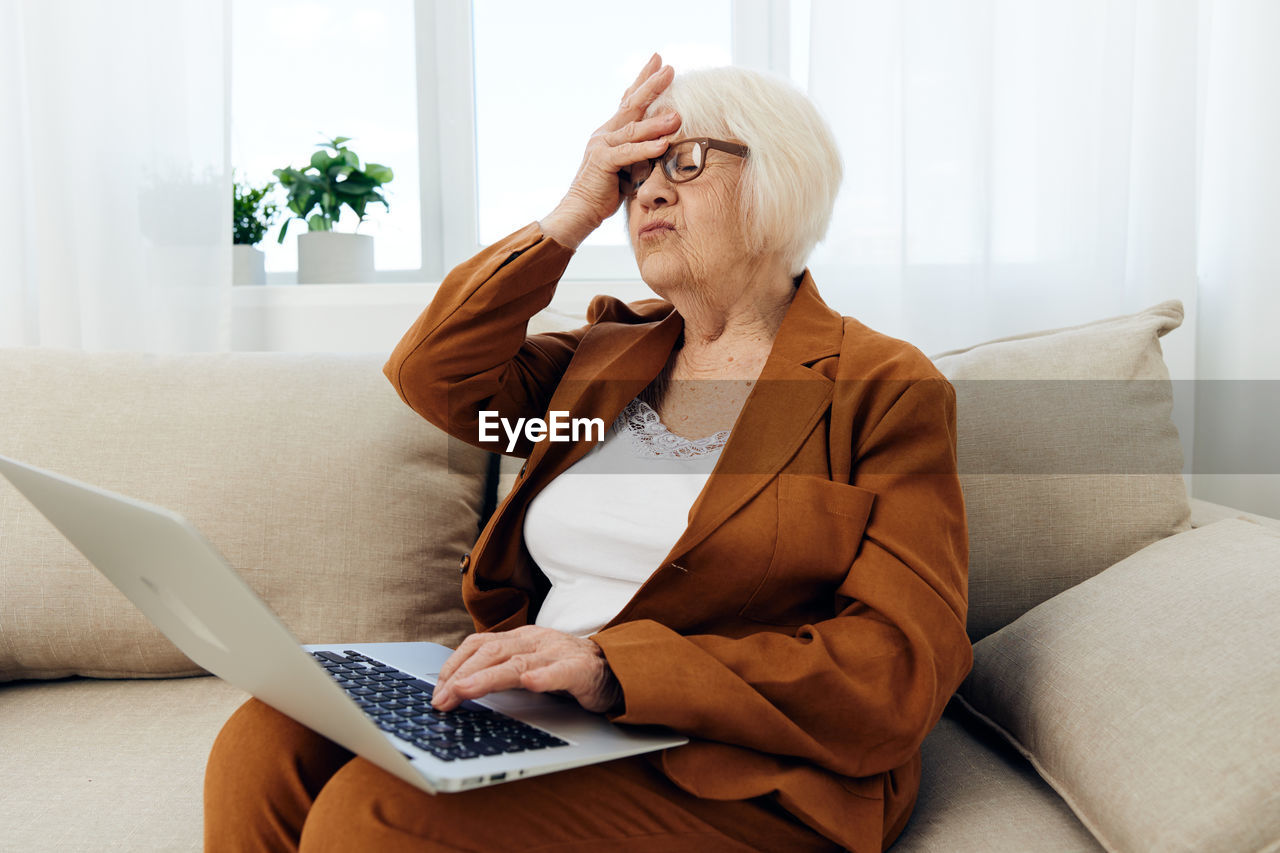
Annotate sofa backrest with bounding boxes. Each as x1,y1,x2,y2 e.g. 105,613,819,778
0,349,488,681
0,298,1192,679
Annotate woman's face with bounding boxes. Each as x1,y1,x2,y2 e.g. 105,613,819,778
625,140,749,303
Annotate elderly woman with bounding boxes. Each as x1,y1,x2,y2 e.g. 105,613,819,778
205,54,971,852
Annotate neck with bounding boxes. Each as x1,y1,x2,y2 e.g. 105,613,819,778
666,257,796,380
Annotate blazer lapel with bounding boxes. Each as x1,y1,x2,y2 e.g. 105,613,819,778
522,308,684,488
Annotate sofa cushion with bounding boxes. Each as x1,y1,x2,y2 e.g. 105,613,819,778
892,701,1104,852
0,675,248,852
955,519,1280,853
0,349,488,680
931,300,1191,640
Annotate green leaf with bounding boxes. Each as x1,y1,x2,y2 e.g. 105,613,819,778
326,163,354,181
334,175,375,195
291,190,315,217
310,150,332,172
330,135,352,146
308,213,329,231
363,163,393,184
277,218,291,244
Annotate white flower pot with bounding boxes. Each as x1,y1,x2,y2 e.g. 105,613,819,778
297,232,375,284
232,244,266,285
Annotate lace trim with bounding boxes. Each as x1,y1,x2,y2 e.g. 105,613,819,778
615,398,729,459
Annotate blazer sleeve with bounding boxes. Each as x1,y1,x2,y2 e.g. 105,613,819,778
591,376,972,780
382,222,590,456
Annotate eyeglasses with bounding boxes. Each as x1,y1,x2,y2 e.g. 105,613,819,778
619,137,749,197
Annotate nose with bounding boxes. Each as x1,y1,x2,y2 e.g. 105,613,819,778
635,162,677,210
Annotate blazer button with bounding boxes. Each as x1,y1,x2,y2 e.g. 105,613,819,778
459,552,471,575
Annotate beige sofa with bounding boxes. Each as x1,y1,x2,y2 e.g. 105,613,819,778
2,300,1277,852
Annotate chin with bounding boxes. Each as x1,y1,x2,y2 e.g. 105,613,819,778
636,256,682,300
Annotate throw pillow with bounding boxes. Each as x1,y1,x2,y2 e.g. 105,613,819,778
931,300,1191,640
0,350,487,680
954,519,1280,853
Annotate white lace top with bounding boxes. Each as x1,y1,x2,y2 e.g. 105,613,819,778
525,398,725,637
618,397,730,459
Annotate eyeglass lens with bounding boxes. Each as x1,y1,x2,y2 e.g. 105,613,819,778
665,141,704,181
625,140,705,191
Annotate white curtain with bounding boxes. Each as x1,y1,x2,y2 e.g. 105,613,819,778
0,0,231,352
1190,0,1280,514
803,0,1280,517
803,0,1201,381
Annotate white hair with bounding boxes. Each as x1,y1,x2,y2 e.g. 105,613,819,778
628,66,843,278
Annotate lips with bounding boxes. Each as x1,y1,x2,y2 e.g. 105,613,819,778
639,221,675,236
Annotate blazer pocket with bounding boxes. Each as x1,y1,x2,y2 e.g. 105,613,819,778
740,475,876,625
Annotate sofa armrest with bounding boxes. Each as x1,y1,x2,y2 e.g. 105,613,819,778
1188,497,1280,531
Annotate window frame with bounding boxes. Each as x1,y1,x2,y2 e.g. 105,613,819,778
263,0,795,284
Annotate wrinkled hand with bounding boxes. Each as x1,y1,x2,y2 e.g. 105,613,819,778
541,52,682,248
431,625,622,714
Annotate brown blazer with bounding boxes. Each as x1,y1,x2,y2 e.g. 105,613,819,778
384,222,972,853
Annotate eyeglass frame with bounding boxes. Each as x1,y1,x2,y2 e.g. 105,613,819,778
618,137,749,196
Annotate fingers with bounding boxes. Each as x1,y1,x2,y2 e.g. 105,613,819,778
432,627,542,710
436,628,530,688
608,61,675,133
430,627,603,712
598,111,682,178
434,632,489,685
602,111,680,147
619,52,661,106
434,655,535,711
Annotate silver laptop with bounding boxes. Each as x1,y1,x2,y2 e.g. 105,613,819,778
0,453,686,794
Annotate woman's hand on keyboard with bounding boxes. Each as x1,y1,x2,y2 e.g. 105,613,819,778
431,625,623,714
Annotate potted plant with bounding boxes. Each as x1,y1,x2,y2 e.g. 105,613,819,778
232,174,280,285
273,135,394,284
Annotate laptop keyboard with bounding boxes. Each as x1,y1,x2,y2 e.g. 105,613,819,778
310,650,570,762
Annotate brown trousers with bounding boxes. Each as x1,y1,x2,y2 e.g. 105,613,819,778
204,698,843,852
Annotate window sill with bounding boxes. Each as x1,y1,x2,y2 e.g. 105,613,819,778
232,281,443,306
231,279,655,308
229,280,656,352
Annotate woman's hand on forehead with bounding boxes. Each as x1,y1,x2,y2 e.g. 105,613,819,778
539,52,682,248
